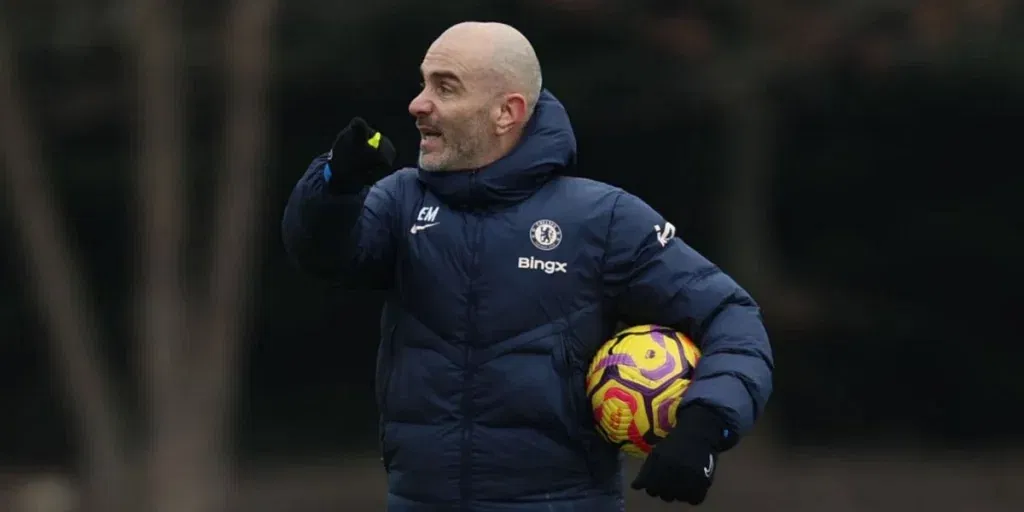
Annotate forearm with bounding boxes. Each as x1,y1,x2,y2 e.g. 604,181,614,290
281,154,370,282
680,298,774,436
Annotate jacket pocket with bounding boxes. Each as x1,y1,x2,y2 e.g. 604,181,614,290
376,323,399,471
555,332,606,479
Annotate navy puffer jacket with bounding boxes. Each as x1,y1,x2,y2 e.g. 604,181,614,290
282,91,773,512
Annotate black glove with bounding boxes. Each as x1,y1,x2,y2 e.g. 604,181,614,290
324,117,396,193
631,404,735,505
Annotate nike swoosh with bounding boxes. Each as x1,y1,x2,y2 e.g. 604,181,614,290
703,454,714,478
410,222,439,234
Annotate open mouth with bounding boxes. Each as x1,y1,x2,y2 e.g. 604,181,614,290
418,127,443,151
418,126,443,140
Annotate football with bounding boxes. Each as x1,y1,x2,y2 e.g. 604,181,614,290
585,324,702,458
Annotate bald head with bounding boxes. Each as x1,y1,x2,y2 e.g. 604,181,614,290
432,22,543,114
409,22,544,171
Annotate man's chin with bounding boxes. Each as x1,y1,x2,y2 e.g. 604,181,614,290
418,153,450,172
418,161,442,172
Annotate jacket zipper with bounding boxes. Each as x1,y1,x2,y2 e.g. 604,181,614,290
377,323,399,471
460,175,483,509
559,332,601,481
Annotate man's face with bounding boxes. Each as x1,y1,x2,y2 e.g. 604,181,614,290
409,41,499,171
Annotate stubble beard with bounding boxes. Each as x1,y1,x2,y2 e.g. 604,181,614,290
419,133,486,172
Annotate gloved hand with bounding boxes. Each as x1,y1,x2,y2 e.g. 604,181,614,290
324,117,397,193
631,404,735,505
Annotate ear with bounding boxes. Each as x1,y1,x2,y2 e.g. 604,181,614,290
494,93,528,135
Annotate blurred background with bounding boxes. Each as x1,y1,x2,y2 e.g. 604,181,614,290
2,0,1022,511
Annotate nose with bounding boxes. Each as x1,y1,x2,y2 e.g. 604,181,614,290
409,90,432,118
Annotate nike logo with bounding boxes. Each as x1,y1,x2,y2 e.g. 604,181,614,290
410,222,439,234
703,454,715,478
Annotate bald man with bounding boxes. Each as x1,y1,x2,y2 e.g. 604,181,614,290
282,22,773,511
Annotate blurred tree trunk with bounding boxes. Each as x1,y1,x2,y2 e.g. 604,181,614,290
0,21,134,512
136,0,278,510
709,61,778,297
1,0,276,509
126,1,191,510
129,0,277,511
707,58,820,328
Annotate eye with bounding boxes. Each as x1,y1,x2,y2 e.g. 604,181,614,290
437,82,458,95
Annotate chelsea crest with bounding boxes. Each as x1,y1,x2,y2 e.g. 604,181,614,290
529,219,562,251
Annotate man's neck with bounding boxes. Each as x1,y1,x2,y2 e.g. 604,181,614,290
473,129,525,169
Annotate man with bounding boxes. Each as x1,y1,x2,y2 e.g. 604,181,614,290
282,21,773,511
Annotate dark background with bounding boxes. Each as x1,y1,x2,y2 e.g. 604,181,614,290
2,0,1022,510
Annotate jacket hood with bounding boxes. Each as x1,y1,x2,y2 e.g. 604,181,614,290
417,89,577,209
